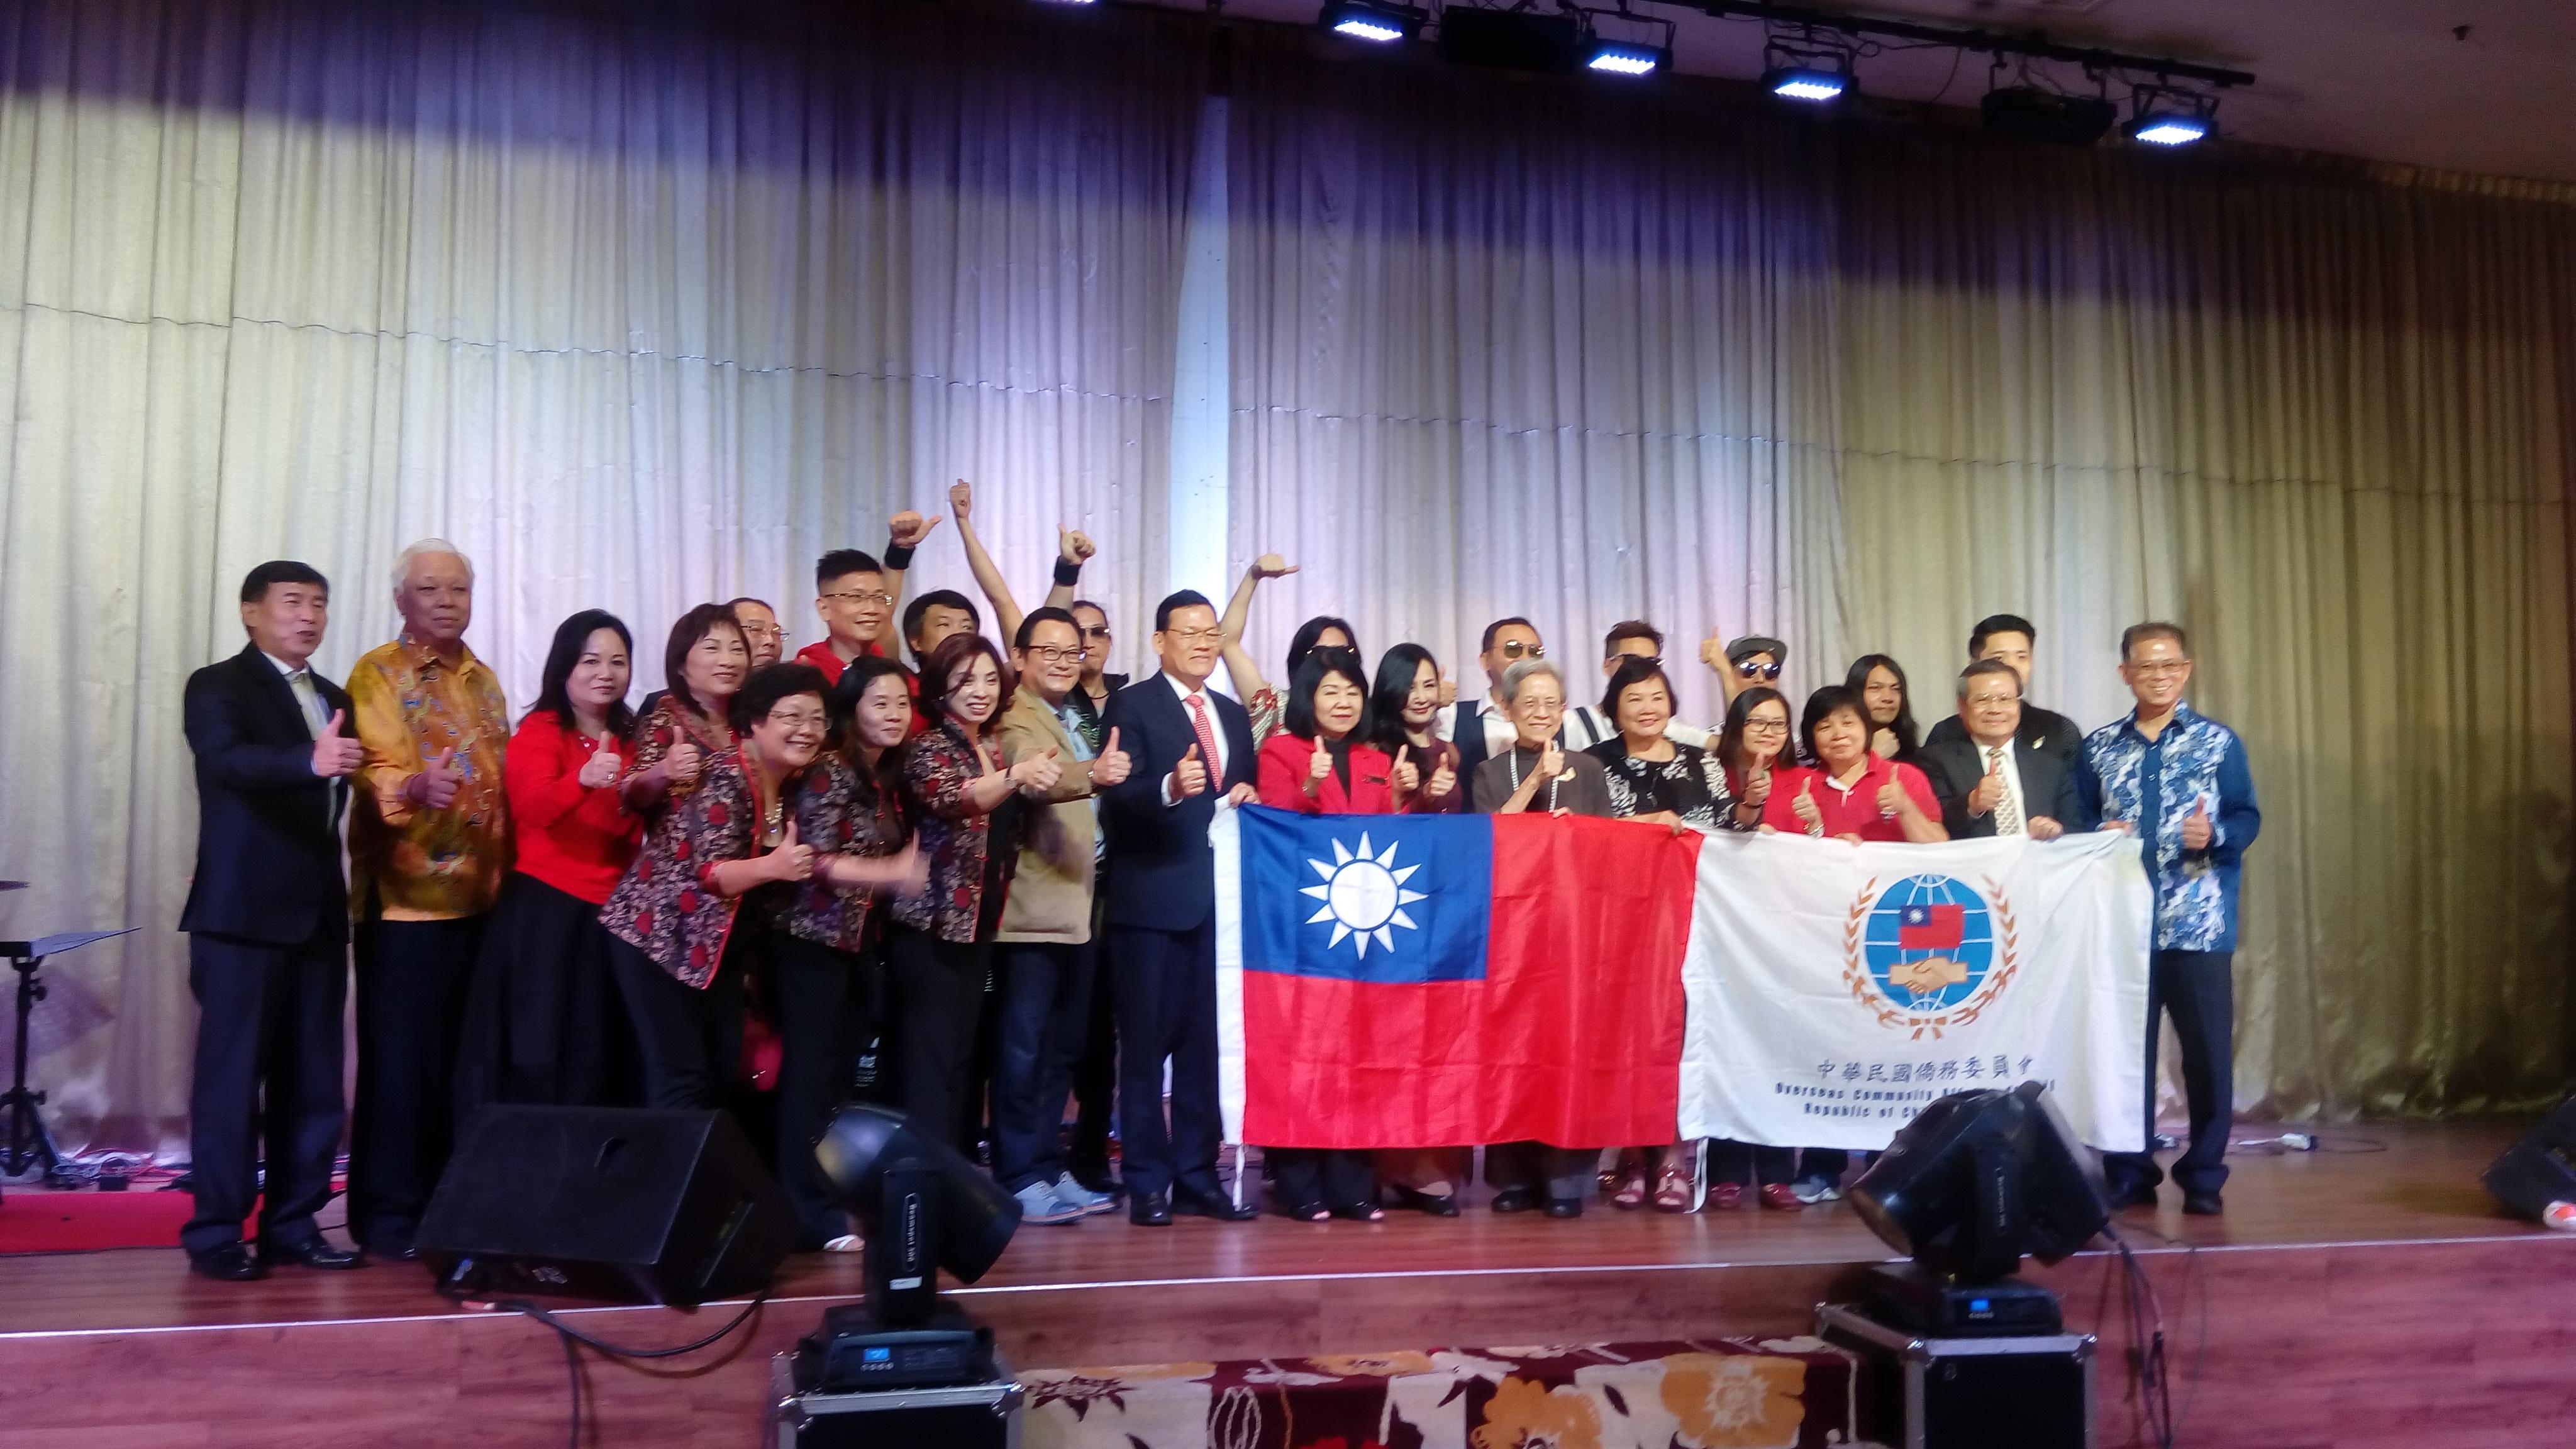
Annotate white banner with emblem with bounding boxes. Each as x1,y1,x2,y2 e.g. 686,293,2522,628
1678,830,2155,1152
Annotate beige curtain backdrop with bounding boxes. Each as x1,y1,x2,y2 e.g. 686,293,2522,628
1226,30,2576,1119
0,0,1201,1154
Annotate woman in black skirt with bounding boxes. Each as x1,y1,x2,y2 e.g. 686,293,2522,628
455,610,644,1115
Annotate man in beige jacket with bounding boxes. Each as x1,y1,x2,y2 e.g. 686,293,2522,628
993,607,1134,1223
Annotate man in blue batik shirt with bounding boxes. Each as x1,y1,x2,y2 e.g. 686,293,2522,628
2077,621,2260,1216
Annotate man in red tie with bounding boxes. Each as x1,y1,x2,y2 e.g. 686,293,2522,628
1096,591,1261,1226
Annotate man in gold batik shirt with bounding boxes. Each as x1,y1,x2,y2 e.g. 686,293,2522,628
344,538,510,1262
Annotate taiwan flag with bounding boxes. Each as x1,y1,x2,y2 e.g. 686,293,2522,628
1211,804,1702,1150
1898,902,1965,952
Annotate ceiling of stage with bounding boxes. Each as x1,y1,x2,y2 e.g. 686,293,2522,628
1162,0,2576,185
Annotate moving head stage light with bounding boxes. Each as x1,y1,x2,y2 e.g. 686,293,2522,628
796,1103,1025,1393
1847,1080,2111,1336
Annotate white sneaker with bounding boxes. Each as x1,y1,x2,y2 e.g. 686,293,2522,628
1052,1175,1115,1216
1790,1176,1843,1205
1015,1180,1084,1225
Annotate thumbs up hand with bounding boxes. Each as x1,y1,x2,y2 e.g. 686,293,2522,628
889,509,940,550
665,740,704,789
1089,726,1131,788
1538,741,1566,782
1790,778,1823,835
1426,752,1457,801
1170,741,1209,800
765,819,816,882
1306,735,1334,794
1390,745,1421,798
2181,796,2214,851
311,709,363,779
407,746,464,808
577,732,625,789
1013,747,1064,796
1435,671,1458,709
1968,753,2005,816
1058,526,1097,564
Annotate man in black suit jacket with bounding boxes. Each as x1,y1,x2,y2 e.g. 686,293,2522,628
177,562,368,1280
1919,660,2084,840
1923,613,2082,765
1451,617,1553,778
1097,591,1261,1226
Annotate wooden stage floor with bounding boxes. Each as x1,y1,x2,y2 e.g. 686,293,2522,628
4,1119,2573,1448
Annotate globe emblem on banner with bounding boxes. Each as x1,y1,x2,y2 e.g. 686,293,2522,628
1860,874,1997,1011
1299,832,1428,958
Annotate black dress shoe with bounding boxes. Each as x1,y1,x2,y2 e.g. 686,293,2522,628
1129,1190,1174,1226
1173,1189,1260,1223
1543,1195,1585,1219
1390,1185,1459,1218
262,1236,365,1270
2108,1183,2158,1211
1490,1186,1538,1214
188,1243,267,1282
2182,1190,2224,1216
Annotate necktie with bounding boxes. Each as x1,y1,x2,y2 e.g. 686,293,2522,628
1989,745,2023,836
1185,693,1224,791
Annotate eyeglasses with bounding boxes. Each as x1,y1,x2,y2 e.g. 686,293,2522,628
1079,626,1113,640
2128,660,2190,676
1164,627,1224,644
767,709,828,731
1965,692,2020,709
1498,641,1545,659
822,590,896,609
1745,718,1790,735
1735,660,1784,680
739,623,784,639
1024,645,1082,665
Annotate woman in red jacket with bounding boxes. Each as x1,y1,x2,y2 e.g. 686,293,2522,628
457,611,644,1111
1253,647,1397,1222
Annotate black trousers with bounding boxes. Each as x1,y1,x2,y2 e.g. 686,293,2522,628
1267,1148,1377,1211
608,934,747,1111
183,927,348,1256
758,931,873,1250
1068,908,1120,1182
882,923,989,1152
350,913,486,1250
1108,922,1223,1201
1485,1143,1596,1201
1709,1139,1797,1189
2104,949,2235,1196
992,940,1096,1193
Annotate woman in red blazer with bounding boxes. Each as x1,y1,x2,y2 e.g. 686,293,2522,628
1257,648,1404,816
1251,648,1397,1223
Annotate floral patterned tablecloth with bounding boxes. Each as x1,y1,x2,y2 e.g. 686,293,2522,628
1023,1338,1867,1449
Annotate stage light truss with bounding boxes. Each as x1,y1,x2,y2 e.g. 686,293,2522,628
1291,0,2246,128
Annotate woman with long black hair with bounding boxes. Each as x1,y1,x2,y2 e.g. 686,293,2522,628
455,611,643,1113
1845,653,1921,765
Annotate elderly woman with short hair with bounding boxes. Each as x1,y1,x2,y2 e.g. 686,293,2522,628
1468,657,1613,1216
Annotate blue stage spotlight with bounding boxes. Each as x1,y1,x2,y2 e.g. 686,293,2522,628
2129,85,2216,145
1575,8,1672,77
1321,0,1425,43
1760,38,1850,101
1585,41,1664,75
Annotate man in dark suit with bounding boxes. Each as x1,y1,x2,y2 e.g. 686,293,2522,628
1097,590,1261,1226
1923,614,2082,765
1919,659,2084,841
178,562,369,1280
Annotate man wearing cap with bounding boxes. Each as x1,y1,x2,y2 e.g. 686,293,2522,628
1702,632,1789,711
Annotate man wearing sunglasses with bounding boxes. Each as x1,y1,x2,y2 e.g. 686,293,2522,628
1446,617,1557,777
1560,620,1713,752
1709,633,1789,709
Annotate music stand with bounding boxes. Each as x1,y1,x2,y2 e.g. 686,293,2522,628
1,928,135,1191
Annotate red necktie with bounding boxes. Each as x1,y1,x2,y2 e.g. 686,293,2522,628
1186,692,1224,787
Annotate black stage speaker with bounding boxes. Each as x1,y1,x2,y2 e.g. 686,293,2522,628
2484,1095,2576,1228
419,1105,797,1305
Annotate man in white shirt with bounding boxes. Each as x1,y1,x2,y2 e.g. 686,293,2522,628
1919,658,2082,840
1561,620,1713,752
1441,617,1550,777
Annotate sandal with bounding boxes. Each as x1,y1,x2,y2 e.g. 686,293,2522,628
1652,1165,1693,1213
1613,1169,1649,1210
1282,1200,1331,1223
1329,1200,1387,1223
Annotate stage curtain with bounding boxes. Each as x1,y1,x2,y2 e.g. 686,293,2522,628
1226,30,2576,1118
0,0,1201,1154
